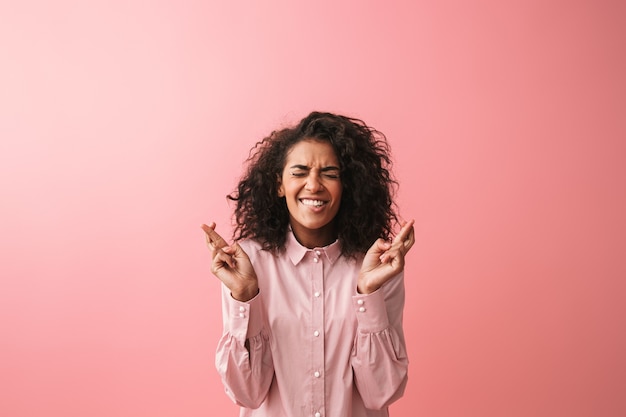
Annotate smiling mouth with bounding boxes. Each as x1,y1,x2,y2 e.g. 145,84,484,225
300,198,327,207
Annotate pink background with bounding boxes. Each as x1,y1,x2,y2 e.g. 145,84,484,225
1,1,625,416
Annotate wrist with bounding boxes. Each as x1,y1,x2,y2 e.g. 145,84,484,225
231,285,259,302
357,277,379,295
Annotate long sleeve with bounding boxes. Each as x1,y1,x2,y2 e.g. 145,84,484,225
351,271,409,410
215,284,274,409
214,234,408,416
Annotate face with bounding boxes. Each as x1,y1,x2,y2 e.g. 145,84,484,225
278,139,343,248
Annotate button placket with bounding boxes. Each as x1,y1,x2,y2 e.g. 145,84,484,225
310,250,325,415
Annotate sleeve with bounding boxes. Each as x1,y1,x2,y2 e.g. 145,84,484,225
215,283,274,409
351,271,409,410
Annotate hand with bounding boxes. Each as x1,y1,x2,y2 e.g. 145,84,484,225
357,219,415,294
202,222,259,302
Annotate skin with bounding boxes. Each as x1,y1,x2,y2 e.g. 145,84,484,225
202,139,415,301
277,139,343,249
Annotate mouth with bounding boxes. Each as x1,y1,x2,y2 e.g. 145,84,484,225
299,198,328,208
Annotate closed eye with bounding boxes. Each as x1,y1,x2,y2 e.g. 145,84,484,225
289,165,309,177
321,167,340,179
288,165,340,179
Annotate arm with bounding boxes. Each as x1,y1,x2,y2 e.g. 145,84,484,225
351,220,414,409
202,223,274,408
215,286,274,409
351,272,408,410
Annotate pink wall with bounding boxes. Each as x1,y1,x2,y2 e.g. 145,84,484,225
1,1,625,416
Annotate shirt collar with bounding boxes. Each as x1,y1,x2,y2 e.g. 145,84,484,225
285,229,342,265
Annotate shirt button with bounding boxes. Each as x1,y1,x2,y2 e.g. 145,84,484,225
359,307,366,313
314,291,320,298
315,412,321,417
315,250,321,256
313,257,318,263
239,312,245,318
314,371,320,378
239,306,246,312
313,330,320,337
357,299,364,305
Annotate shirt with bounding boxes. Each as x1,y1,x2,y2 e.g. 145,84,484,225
215,230,408,417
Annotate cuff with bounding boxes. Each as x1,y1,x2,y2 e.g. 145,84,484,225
224,291,265,342
352,288,390,333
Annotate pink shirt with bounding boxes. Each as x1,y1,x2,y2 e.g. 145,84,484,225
216,231,408,417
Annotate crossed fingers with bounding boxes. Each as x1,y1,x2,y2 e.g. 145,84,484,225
202,222,228,256
392,219,415,255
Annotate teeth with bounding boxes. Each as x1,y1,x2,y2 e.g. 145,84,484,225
301,199,325,207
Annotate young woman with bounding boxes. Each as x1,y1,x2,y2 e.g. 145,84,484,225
202,111,414,417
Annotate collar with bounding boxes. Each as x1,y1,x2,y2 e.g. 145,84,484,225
285,229,342,265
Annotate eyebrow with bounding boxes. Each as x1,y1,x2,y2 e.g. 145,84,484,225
289,164,340,171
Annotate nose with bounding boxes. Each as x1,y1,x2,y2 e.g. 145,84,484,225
305,172,323,192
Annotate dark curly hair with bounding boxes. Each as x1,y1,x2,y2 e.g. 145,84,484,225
228,111,398,257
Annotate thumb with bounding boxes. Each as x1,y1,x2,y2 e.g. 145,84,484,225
376,239,391,251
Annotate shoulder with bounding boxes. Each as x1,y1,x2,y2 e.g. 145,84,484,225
238,238,262,255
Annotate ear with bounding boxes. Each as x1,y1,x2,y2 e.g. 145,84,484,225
277,176,285,197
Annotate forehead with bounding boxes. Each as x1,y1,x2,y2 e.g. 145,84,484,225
285,139,339,165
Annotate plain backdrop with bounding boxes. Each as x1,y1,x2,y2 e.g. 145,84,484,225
1,1,625,416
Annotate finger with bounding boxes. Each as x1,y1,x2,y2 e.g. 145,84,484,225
382,223,415,263
212,248,236,270
403,226,415,252
203,225,213,248
368,238,391,255
201,223,228,250
393,219,415,244
382,235,408,263
380,242,403,263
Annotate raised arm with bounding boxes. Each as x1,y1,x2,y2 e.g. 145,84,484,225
351,220,415,410
202,223,273,408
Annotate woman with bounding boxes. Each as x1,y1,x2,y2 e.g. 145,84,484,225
202,111,414,417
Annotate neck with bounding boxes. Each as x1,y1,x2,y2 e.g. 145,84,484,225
290,223,337,249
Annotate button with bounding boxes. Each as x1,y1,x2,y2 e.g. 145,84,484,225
313,257,318,263
357,299,364,305
314,291,320,298
239,306,246,312
313,330,320,337
314,371,320,378
315,250,321,256
315,412,321,417
359,307,366,312
239,312,245,318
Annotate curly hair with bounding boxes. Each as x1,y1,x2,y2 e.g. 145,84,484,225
228,111,398,257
